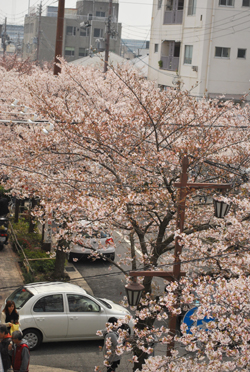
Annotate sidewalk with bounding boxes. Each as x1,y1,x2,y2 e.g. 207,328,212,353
0,242,93,372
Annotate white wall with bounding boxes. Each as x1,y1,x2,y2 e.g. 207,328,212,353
148,0,250,101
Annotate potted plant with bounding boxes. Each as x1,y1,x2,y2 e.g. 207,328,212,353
158,60,163,68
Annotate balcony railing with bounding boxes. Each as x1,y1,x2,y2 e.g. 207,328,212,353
164,10,183,24
161,56,179,71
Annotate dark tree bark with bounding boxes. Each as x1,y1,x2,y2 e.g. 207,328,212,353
28,198,36,233
14,199,20,223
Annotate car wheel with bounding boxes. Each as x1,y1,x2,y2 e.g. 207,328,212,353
110,253,115,261
22,329,42,350
68,252,74,263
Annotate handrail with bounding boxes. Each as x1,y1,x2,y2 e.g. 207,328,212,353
9,221,34,274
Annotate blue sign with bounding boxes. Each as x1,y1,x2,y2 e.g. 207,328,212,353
183,307,215,334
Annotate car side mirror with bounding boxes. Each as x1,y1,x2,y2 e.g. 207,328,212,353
99,307,104,312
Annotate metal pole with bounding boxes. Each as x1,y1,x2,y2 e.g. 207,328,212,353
54,0,65,76
104,0,112,73
167,155,189,357
3,17,7,58
36,2,42,63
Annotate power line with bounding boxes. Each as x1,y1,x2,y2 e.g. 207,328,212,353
0,245,249,293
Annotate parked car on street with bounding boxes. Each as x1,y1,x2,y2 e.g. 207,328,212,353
1,282,133,350
69,220,115,262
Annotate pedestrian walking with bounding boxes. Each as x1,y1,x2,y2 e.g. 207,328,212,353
0,325,11,372
8,331,29,372
103,317,130,372
1,301,19,334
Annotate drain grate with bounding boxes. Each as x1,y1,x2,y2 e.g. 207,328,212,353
65,266,76,272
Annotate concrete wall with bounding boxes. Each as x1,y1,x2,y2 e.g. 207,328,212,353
148,0,250,101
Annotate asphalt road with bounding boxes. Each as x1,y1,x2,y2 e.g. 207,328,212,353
30,230,168,371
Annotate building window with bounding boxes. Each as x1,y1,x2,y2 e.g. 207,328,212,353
178,0,184,9
65,47,75,56
93,28,103,37
80,28,90,37
188,0,197,15
79,48,87,57
154,44,158,53
96,11,105,17
219,0,234,6
237,48,246,58
184,45,193,64
158,0,162,8
66,26,76,36
215,47,230,58
242,0,250,6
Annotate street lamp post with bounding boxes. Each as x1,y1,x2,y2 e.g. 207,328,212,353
125,155,231,356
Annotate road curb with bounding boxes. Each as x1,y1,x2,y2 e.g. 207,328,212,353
30,365,77,372
65,262,94,295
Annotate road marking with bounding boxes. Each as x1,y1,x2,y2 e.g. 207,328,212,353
115,231,143,256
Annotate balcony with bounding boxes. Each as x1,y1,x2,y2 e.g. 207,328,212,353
164,10,183,24
161,56,179,71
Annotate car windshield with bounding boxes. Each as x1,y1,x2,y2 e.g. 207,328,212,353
82,231,109,239
97,298,112,309
7,286,34,309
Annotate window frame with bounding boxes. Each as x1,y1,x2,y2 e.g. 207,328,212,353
219,0,234,6
79,48,87,57
93,28,103,38
184,45,193,65
187,0,197,15
33,294,64,313
242,0,250,6
237,48,246,59
80,28,90,37
96,11,105,17
154,44,159,53
67,294,100,313
66,26,76,36
215,46,230,59
64,47,75,56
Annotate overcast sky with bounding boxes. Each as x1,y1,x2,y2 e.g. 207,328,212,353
0,0,153,40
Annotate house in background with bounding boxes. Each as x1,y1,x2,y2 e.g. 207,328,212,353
0,24,24,55
121,39,150,59
148,0,250,102
22,0,121,63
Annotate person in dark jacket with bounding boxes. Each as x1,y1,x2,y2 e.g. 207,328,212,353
103,317,130,372
8,331,30,372
0,324,12,372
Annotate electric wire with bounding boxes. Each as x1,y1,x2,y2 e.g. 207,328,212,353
0,244,249,292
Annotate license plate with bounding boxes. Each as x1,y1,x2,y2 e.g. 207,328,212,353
0,237,6,242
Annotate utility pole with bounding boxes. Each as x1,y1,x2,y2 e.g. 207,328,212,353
54,0,65,76
104,0,112,73
36,2,42,62
3,18,7,58
126,155,231,358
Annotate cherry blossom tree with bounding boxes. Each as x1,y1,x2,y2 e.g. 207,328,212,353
1,59,250,370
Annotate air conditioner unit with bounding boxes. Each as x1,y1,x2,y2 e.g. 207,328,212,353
192,66,198,72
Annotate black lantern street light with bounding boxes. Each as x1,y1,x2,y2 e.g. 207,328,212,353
213,198,231,218
125,278,145,307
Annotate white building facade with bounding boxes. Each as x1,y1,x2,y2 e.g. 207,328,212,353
148,0,250,102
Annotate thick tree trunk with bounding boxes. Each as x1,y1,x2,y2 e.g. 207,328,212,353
132,314,156,371
14,199,20,223
28,198,36,233
53,245,66,279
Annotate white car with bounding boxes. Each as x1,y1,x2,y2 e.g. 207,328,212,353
69,221,115,262
2,282,133,350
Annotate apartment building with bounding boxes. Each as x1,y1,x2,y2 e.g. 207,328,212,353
148,0,250,102
22,1,121,63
